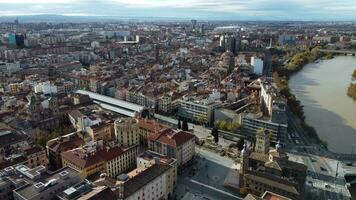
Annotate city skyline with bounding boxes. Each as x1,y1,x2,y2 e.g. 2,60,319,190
0,0,356,21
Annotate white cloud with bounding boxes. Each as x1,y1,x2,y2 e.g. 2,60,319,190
0,0,77,3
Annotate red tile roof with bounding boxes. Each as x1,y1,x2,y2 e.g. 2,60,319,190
48,136,84,154
148,129,195,147
138,119,167,133
61,146,128,168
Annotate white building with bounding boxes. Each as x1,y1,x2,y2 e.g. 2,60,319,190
115,156,177,200
34,82,58,94
251,57,264,75
6,62,21,75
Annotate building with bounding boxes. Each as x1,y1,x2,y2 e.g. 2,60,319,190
137,119,168,147
241,79,288,144
136,151,177,198
112,157,176,200
23,147,48,169
255,129,270,155
76,90,149,118
239,136,307,200
61,141,138,179
178,96,221,125
86,123,113,141
0,146,48,170
68,110,102,132
278,34,296,46
57,180,114,200
244,191,292,200
157,95,173,113
10,165,81,200
241,112,287,144
0,130,28,152
251,57,264,75
148,129,195,166
46,132,85,170
114,118,140,148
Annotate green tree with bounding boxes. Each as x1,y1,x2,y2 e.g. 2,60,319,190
236,138,245,151
182,120,189,131
211,127,219,143
347,83,356,100
177,119,182,130
352,69,356,79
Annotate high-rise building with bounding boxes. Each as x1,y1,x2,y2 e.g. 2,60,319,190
154,44,159,63
251,56,264,75
15,34,25,48
199,24,205,35
191,19,197,30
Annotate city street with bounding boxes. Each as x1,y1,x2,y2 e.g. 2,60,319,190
175,147,241,200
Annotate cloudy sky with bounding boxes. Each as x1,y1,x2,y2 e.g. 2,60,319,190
0,0,355,20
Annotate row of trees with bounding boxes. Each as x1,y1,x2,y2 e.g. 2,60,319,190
214,120,241,132
273,47,327,146
177,119,189,131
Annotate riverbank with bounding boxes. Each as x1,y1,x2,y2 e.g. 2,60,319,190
274,47,330,147
347,83,356,100
347,69,356,100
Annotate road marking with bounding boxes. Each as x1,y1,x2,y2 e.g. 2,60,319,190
189,179,242,199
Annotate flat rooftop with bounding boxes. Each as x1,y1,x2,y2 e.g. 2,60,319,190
14,167,80,199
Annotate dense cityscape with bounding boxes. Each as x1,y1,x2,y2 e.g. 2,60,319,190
0,8,356,200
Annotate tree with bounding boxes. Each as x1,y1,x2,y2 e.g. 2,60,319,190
177,119,182,130
211,127,219,143
353,69,356,79
182,120,189,131
236,138,245,151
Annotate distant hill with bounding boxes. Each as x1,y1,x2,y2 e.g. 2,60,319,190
0,14,189,23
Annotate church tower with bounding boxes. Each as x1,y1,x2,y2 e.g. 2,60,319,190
255,129,270,154
239,144,249,188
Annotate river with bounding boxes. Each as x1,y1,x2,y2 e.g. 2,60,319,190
289,56,356,154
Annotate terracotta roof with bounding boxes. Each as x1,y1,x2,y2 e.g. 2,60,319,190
48,136,84,153
249,152,269,163
24,146,45,155
0,131,28,148
61,146,128,169
148,129,195,147
138,119,167,133
245,173,299,195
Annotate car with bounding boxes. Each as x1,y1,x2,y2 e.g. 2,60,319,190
311,158,316,162
324,183,331,188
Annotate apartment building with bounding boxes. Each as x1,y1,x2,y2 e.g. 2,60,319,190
148,129,195,166
178,96,221,125
114,158,176,200
61,141,138,179
7,165,81,200
137,119,168,147
114,118,140,148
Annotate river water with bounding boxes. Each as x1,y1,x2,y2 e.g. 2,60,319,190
289,56,356,154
